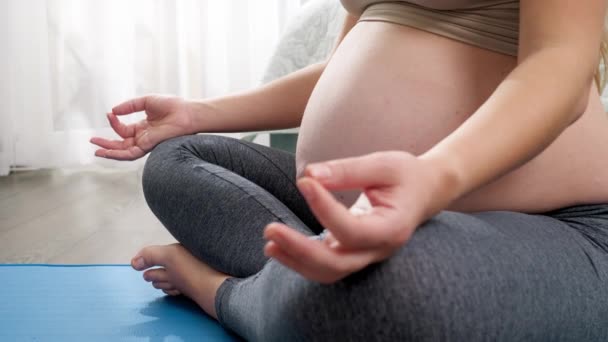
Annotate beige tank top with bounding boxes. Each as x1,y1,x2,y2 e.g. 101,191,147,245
339,0,520,56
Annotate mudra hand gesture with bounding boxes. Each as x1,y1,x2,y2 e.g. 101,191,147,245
264,151,455,284
90,95,199,160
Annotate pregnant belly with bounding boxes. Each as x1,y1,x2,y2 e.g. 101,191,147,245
296,21,608,211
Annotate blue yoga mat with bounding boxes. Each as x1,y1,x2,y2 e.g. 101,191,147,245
0,264,241,341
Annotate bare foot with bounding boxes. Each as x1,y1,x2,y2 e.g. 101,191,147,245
131,243,231,319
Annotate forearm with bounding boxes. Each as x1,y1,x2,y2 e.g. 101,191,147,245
191,62,326,133
420,50,595,203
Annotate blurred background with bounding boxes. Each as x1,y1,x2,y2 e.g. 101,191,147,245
0,0,344,263
0,0,312,174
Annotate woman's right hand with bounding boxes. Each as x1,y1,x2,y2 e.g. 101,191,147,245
90,95,201,160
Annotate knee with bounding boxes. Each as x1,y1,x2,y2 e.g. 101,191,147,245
143,134,223,175
141,134,230,198
142,136,186,203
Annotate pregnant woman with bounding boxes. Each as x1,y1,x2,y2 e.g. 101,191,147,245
91,0,608,340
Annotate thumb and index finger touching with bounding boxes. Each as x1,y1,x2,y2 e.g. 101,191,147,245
105,96,150,138
111,96,150,116
91,96,149,142
298,152,404,248
302,152,403,191
90,96,151,160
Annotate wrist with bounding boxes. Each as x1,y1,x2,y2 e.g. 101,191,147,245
418,150,466,210
188,99,223,133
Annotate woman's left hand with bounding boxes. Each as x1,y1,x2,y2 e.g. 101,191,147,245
263,150,458,284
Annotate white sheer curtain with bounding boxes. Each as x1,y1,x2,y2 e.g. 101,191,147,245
0,0,305,175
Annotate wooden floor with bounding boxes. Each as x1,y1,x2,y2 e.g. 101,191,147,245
0,165,176,264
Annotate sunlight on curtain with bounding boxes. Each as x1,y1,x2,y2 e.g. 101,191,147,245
1,0,304,174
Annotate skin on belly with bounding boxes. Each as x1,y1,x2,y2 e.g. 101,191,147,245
296,21,608,212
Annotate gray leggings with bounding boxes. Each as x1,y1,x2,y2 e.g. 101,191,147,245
142,134,608,341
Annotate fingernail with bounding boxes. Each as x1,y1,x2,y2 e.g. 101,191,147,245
299,181,315,200
263,225,275,240
134,257,145,269
309,164,331,179
263,243,272,256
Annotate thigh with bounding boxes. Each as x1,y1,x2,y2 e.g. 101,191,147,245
389,209,608,341
218,208,608,341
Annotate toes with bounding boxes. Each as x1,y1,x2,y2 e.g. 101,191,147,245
163,289,182,296
152,281,176,291
131,245,173,271
143,268,169,283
